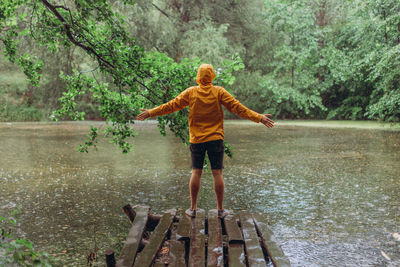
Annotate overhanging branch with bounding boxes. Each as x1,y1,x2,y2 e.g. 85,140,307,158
151,3,172,21
40,0,115,69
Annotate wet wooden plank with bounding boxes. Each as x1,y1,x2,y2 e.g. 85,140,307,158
134,209,176,267
169,211,187,267
207,209,223,267
169,241,186,267
176,209,192,241
188,209,205,267
238,211,266,267
224,213,243,243
228,243,246,267
224,213,246,266
116,206,149,267
252,213,291,267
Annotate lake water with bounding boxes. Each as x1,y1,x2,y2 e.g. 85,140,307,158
0,121,399,266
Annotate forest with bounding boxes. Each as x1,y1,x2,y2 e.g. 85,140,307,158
1,0,399,122
1,0,400,152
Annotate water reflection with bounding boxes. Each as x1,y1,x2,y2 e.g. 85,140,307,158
0,122,399,266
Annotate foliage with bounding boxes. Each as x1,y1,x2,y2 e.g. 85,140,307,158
320,0,400,121
0,0,244,154
1,0,400,148
0,208,55,266
0,101,43,121
366,43,400,122
180,22,234,67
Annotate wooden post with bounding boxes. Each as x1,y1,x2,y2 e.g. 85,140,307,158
105,249,116,267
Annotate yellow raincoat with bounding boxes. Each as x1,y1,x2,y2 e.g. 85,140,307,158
149,64,262,143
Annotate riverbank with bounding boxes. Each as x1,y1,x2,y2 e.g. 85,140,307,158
1,119,400,131
226,119,400,130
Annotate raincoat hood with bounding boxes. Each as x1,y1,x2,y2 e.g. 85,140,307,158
196,64,216,87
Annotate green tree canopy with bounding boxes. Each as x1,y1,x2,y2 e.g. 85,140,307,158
1,0,399,139
0,0,243,153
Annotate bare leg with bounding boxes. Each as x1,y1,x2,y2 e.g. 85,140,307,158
189,169,203,210
212,169,224,211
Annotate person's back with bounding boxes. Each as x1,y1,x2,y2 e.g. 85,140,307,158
148,64,264,144
189,83,223,143
137,63,274,218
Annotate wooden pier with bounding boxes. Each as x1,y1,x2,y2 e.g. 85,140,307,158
105,205,290,267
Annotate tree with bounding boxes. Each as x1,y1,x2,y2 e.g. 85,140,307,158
254,0,325,118
321,0,400,121
0,0,243,153
2,0,399,129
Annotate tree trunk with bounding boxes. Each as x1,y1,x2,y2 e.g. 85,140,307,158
166,0,192,62
383,9,388,43
291,29,295,88
20,85,34,105
316,0,327,82
397,21,400,44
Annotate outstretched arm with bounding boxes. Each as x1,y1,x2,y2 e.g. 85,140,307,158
136,88,191,120
220,88,275,128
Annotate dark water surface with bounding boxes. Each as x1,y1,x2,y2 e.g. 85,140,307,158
0,121,399,266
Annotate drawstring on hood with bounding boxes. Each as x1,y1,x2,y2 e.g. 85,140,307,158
196,64,216,87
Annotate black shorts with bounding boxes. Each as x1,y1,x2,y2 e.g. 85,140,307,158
190,139,224,170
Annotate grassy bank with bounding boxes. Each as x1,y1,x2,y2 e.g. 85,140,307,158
225,120,400,130
0,69,44,122
2,119,399,131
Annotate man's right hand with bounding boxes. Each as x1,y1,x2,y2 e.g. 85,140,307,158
137,109,150,121
261,114,274,128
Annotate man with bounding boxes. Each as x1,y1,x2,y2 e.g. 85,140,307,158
137,64,274,217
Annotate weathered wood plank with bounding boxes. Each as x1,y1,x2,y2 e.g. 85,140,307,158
169,241,186,267
116,206,150,267
207,209,223,267
252,213,291,267
238,211,266,267
134,209,176,267
188,209,205,267
228,243,246,267
176,209,192,241
114,206,290,267
224,213,243,243
169,211,187,267
225,213,246,266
